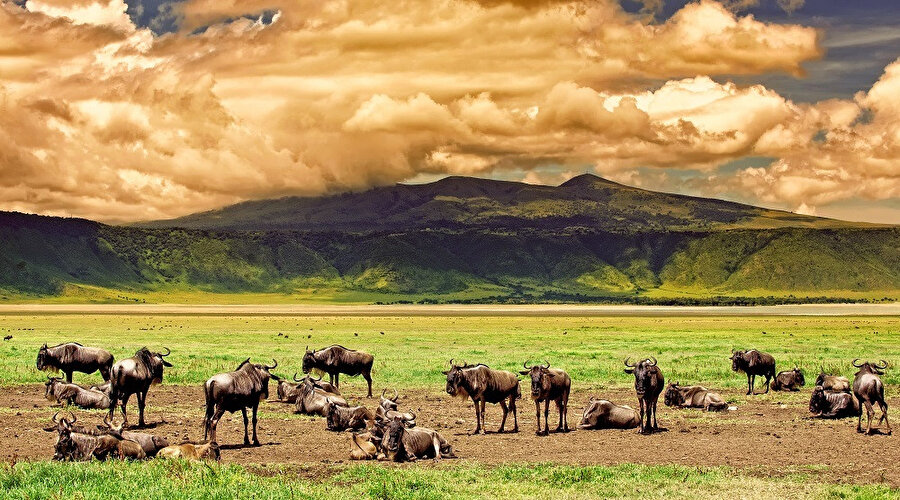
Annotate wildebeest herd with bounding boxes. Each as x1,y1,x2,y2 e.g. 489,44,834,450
34,341,892,464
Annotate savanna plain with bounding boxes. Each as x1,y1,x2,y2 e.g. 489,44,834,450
1,308,898,499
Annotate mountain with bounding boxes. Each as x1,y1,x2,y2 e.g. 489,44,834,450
1,175,898,304
139,174,862,233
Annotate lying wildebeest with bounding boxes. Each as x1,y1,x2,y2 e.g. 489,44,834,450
294,375,348,416
375,388,416,426
624,357,664,434
156,442,220,461
730,349,776,395
302,345,374,397
809,385,860,419
816,367,851,393
852,359,892,435
44,376,111,410
664,382,728,412
296,372,339,394
90,382,112,397
51,413,144,461
444,361,520,434
382,415,455,462
102,416,169,457
204,358,280,446
37,342,114,383
324,401,373,432
519,361,571,435
349,431,379,460
108,347,172,428
578,398,640,430
771,367,805,392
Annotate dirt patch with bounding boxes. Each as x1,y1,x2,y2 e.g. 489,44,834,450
3,384,897,485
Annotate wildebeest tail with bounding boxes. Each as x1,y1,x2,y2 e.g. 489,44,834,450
203,380,215,440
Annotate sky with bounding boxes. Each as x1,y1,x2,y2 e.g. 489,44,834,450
1,0,898,224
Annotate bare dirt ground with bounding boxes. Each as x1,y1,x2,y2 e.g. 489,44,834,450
3,384,897,485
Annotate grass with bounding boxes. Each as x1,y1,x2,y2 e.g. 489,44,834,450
1,460,897,500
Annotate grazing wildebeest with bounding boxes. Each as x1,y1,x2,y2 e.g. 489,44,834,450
624,357,664,434
382,416,455,462
578,398,640,430
809,386,860,419
102,416,169,457
36,342,114,383
108,347,172,428
294,375,348,416
443,361,520,434
44,376,111,410
852,359,892,435
518,360,571,435
302,345,374,397
156,442,220,461
324,401,374,432
204,358,280,446
771,367,805,392
349,431,379,460
730,349,776,395
663,382,728,412
816,367,851,393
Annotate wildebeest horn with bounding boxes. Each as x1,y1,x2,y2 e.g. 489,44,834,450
265,359,277,370
624,357,635,367
52,411,59,424
382,388,388,398
312,373,322,382
852,358,863,367
68,411,77,424
543,360,550,369
648,356,657,367
876,359,888,369
392,388,399,401
523,360,529,369
161,347,171,357
293,372,302,382
408,411,417,421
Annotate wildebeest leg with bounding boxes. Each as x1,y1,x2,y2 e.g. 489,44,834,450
498,400,509,432
137,390,147,427
241,407,250,445
65,371,73,384
651,399,659,431
543,399,550,435
638,398,646,434
335,373,340,391
510,396,518,432
472,397,482,434
555,399,564,432
208,407,226,444
432,435,442,462
856,395,865,433
764,373,772,394
879,401,891,434
363,369,373,398
864,400,875,434
561,389,570,432
534,401,541,436
251,403,260,446
747,374,754,395
120,393,131,427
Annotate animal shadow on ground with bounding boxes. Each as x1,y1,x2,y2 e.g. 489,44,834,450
219,441,281,450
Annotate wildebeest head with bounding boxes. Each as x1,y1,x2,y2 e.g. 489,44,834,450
36,343,54,372
380,388,400,411
301,347,316,374
51,411,80,461
518,360,552,399
809,385,829,414
789,367,805,386
624,357,658,396
44,376,63,401
442,360,469,398
134,347,173,383
663,382,683,406
382,415,406,459
852,359,887,376
730,350,749,372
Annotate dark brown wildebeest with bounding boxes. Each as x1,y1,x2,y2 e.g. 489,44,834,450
203,358,280,446
852,359,892,435
302,345,374,397
349,431,379,460
382,416,456,462
730,349,776,395
294,375,348,416
108,347,172,428
44,376,111,410
102,416,169,457
578,398,640,430
624,357,664,434
816,367,851,393
663,382,728,412
519,360,571,436
51,413,143,461
324,401,374,432
37,342,114,383
809,385,860,419
443,361,520,434
771,367,805,392
157,442,220,461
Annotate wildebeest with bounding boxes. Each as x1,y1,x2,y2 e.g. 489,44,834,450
376,388,416,426
771,367,805,392
624,357,664,434
349,431,379,460
852,359,892,435
204,358,280,446
156,442,220,461
663,383,728,412
102,416,169,457
816,367,851,393
444,361,520,434
324,401,373,432
90,382,112,397
730,349,776,395
108,347,172,428
36,342,114,383
302,345,374,397
519,361,571,435
44,376,111,410
294,375,348,416
51,413,143,461
809,386,860,419
578,398,640,430
381,416,455,462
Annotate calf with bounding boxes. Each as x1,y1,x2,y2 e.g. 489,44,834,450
324,402,373,432
664,383,728,412
771,367,805,392
156,442,221,461
852,359,892,435
624,357,664,434
349,431,379,460
578,398,640,430
809,386,860,419
103,416,169,457
444,361,520,434
519,361,570,435
730,349,776,395
381,416,455,462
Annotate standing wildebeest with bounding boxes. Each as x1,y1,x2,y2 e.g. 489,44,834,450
624,357,664,434
294,375,348,416
324,401,374,432
302,345,374,397
578,398,640,430
204,358,280,446
771,367,805,392
730,349,776,395
36,342,114,383
664,383,728,412
816,367,851,393
382,416,455,462
444,361,520,434
108,347,172,428
852,359,892,435
809,386,860,419
519,361,571,435
44,376,111,409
